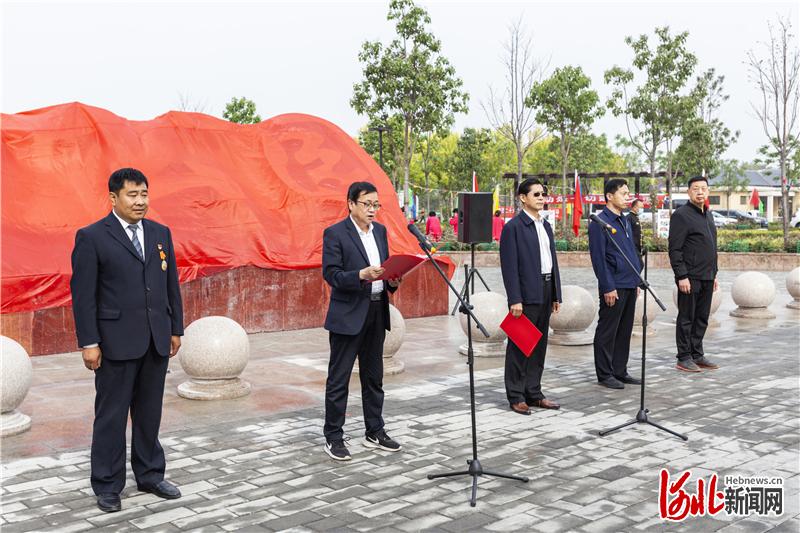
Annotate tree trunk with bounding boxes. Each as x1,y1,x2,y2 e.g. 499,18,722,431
515,146,523,213
561,136,568,238
403,121,411,216
781,157,789,248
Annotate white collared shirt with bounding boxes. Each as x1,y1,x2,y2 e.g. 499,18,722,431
112,210,144,257
522,209,553,274
350,216,384,294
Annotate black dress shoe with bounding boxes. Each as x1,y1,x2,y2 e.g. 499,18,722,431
616,374,642,385
137,480,181,499
96,493,121,513
598,377,624,389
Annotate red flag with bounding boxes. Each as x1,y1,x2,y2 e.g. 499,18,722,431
472,170,478,192
750,188,760,209
572,170,583,237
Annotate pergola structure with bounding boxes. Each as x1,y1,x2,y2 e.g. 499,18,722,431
502,171,684,195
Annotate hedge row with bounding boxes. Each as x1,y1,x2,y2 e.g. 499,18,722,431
431,228,800,253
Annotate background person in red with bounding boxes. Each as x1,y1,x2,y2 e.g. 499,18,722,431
449,208,459,236
425,211,443,241
492,210,505,242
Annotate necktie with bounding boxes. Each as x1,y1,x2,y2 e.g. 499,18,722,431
128,225,144,260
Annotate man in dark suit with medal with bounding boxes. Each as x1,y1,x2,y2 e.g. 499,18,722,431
588,179,642,390
321,182,402,461
499,178,562,415
70,168,184,512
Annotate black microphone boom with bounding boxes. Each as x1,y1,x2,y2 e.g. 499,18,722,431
589,213,617,234
407,223,435,252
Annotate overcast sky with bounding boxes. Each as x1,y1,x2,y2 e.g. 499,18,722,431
3,1,798,163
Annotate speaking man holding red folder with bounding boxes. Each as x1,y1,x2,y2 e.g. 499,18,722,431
321,181,402,461
499,178,562,415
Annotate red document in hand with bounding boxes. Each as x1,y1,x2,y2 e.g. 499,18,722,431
376,254,441,281
500,312,543,357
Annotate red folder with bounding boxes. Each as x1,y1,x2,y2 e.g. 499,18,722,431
500,312,543,357
376,254,444,281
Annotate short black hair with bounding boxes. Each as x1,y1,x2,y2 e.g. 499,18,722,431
494,210,501,217
428,211,436,217
604,178,628,201
452,208,458,214
518,178,546,196
687,175,708,187
346,181,377,203
630,198,641,208
108,168,148,193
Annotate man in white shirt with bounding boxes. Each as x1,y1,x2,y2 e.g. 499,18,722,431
321,182,402,460
499,179,563,415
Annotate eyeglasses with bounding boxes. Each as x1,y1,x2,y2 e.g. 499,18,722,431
356,201,381,211
528,191,547,198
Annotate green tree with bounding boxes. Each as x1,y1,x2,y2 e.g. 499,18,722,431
351,0,469,212
714,159,749,209
528,65,604,234
446,128,494,192
747,16,800,244
673,69,740,184
222,97,261,124
357,115,406,189
605,27,700,203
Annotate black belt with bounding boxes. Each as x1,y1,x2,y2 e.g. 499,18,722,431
370,292,384,301
542,273,552,281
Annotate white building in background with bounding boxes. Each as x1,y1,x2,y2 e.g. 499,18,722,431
705,168,800,222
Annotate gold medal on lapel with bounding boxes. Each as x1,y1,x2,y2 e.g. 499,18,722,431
161,260,168,271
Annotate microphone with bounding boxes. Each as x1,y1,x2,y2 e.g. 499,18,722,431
589,213,617,234
407,223,436,253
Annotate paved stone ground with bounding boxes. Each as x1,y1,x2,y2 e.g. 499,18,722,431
2,267,799,532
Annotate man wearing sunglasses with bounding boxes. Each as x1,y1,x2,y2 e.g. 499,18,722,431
321,181,402,461
499,178,563,415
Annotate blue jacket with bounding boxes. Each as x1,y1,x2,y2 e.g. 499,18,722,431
588,207,643,293
499,212,562,306
70,212,184,360
322,218,396,335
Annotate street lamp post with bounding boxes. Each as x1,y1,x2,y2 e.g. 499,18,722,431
369,124,390,171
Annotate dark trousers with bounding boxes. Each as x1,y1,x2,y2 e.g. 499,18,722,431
593,288,636,381
675,279,714,361
91,339,168,495
505,279,553,405
324,300,386,442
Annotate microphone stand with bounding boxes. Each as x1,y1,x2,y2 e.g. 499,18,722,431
596,233,687,441
414,240,529,507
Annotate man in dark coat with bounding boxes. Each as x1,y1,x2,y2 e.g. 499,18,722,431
499,178,562,415
668,175,720,372
588,179,643,390
322,181,402,460
70,168,184,512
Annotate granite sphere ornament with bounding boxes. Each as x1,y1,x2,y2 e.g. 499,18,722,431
178,316,251,400
1,336,33,437
633,288,661,336
549,285,596,345
459,291,508,357
786,267,800,310
730,271,776,319
671,285,723,326
354,303,406,375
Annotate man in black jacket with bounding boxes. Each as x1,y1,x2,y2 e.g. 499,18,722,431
321,182,402,461
499,178,562,414
668,176,720,373
70,168,184,512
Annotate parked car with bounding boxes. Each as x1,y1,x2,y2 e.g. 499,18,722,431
790,208,800,228
711,211,737,227
714,209,768,228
